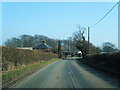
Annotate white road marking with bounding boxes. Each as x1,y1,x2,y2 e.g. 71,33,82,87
69,72,77,88
69,66,74,74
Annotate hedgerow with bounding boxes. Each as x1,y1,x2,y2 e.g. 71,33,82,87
84,53,120,77
2,46,57,71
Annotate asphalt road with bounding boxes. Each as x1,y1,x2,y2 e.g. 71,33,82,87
11,57,119,88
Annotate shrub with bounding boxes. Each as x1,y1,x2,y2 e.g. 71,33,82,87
84,53,120,77
2,46,57,72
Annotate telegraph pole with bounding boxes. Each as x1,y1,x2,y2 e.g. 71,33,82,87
88,27,90,54
118,1,120,50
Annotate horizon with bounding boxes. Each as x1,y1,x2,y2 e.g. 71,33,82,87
2,2,118,48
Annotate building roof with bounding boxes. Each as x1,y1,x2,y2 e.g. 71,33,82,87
17,47,33,50
33,43,51,49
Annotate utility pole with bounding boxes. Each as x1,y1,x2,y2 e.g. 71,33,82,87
88,27,90,54
118,1,120,50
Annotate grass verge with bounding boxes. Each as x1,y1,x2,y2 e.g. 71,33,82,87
2,58,59,88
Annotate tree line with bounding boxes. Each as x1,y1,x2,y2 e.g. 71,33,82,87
4,26,119,58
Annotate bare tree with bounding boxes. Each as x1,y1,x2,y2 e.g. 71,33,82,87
72,25,88,58
102,42,119,53
73,25,86,41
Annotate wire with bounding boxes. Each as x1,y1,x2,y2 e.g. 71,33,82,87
90,1,119,28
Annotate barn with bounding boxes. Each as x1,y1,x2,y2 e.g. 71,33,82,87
33,40,52,52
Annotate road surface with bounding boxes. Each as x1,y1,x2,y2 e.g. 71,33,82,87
11,58,119,88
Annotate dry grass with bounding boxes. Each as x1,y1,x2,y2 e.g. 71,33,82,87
2,46,57,72
2,59,59,88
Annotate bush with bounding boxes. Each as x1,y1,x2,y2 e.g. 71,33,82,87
84,53,120,77
2,46,57,72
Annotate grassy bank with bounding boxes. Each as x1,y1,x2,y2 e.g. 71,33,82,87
1,46,58,88
82,53,120,78
2,58,59,88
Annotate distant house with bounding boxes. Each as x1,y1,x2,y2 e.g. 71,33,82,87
62,50,82,58
62,51,71,55
33,40,52,52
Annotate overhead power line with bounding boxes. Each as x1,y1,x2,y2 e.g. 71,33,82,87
90,1,119,28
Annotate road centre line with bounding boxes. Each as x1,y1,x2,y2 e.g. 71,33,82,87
69,72,77,88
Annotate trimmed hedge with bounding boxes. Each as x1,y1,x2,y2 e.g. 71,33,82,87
2,46,57,71
83,53,120,77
